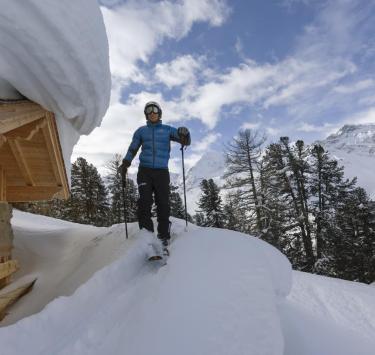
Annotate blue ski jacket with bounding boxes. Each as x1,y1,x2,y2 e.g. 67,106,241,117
124,121,183,169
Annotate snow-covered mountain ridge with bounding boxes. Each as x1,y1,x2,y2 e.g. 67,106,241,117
178,150,226,213
320,124,375,154
317,124,375,198
179,124,375,213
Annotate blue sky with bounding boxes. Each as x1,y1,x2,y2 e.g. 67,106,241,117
72,0,375,175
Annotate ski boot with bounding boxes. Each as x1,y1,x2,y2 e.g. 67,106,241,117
159,237,170,257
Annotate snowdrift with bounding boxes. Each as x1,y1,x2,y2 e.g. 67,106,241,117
0,0,111,170
0,211,291,355
1,211,375,355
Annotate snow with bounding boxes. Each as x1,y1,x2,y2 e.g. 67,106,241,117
0,0,111,175
318,124,375,198
181,150,227,213
280,271,375,355
1,211,374,355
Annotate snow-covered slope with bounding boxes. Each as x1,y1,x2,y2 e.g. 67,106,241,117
1,212,375,355
317,124,375,198
0,0,111,173
180,150,226,214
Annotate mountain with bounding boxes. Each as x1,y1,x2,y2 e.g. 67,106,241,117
178,150,226,214
317,124,375,198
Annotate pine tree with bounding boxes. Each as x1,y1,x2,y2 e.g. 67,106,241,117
194,212,205,227
309,144,357,272
223,129,265,234
170,184,186,219
223,191,243,231
278,137,315,270
197,179,224,228
332,187,375,282
67,157,110,226
105,154,138,225
260,143,301,258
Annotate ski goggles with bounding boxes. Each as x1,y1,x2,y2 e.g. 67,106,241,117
145,105,160,115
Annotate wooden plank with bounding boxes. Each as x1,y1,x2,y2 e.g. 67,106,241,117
6,185,61,202
7,139,35,186
0,111,44,134
4,117,46,140
0,260,19,281
0,166,5,201
0,101,45,135
41,119,62,186
0,278,37,321
45,113,69,199
0,135,6,149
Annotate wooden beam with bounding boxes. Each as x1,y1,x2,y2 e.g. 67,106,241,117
0,260,19,281
7,139,35,186
0,111,44,135
0,166,5,201
0,135,6,149
44,112,69,199
41,118,62,186
0,101,45,134
0,278,37,321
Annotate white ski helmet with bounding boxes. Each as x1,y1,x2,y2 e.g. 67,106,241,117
144,101,162,119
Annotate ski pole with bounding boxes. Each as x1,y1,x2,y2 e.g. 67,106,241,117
180,145,188,228
121,173,129,239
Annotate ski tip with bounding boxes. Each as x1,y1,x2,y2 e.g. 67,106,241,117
148,255,163,261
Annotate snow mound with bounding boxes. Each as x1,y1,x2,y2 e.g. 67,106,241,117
0,215,291,355
280,271,375,355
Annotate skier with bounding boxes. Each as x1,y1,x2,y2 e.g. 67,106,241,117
120,101,190,258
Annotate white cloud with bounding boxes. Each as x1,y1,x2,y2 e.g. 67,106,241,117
297,122,336,133
346,107,375,125
266,127,281,137
192,132,221,152
77,0,375,172
154,55,203,88
168,0,375,129
241,122,260,130
333,79,374,94
101,0,229,82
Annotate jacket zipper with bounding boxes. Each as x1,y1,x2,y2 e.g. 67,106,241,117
152,126,155,168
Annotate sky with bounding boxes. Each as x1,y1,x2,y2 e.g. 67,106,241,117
72,0,375,175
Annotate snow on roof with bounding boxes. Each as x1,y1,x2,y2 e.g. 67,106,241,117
0,0,111,176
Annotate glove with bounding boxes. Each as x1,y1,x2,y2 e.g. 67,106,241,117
177,127,191,146
119,160,130,179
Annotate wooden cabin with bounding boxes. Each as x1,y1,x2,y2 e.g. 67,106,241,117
0,99,70,319
0,100,69,202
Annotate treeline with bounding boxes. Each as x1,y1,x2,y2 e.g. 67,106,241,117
15,154,187,227
15,130,375,283
194,129,375,284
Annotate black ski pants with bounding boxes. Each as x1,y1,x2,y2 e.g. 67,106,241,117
137,166,170,240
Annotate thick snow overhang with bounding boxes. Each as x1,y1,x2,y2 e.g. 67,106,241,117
0,100,69,202
0,0,111,193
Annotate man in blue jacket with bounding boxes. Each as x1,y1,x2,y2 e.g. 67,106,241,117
120,101,190,256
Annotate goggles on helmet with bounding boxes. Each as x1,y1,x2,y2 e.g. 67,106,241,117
145,105,160,115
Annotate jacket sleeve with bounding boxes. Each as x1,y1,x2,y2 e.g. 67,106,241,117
124,128,142,164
